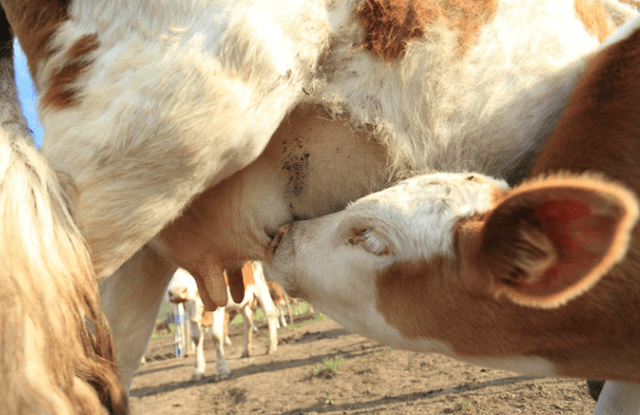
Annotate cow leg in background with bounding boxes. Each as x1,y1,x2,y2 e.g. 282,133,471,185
211,307,230,381
239,304,255,358
185,300,206,382
277,305,288,329
100,245,176,393
593,381,640,415
284,294,294,326
251,264,279,355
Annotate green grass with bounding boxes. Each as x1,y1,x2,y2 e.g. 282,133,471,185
150,301,176,340
305,356,346,378
151,300,317,340
231,301,313,325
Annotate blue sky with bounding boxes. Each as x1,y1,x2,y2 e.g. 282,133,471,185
14,39,44,147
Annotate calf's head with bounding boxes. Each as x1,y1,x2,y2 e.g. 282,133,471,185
267,172,640,381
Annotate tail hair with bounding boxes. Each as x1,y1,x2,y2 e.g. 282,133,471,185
0,59,127,414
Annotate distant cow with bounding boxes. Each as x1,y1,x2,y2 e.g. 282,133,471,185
169,264,279,381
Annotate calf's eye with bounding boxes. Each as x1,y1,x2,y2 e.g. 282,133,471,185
349,229,391,255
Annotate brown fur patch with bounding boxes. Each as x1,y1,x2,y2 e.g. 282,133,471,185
574,0,612,43
375,255,640,382
267,280,286,303
356,0,498,61
242,262,256,287
201,311,214,328
1,0,69,77
529,26,640,183
41,34,99,109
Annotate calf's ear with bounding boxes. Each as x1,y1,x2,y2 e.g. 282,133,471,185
475,175,638,308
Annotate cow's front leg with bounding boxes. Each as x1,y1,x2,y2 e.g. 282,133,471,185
100,245,176,393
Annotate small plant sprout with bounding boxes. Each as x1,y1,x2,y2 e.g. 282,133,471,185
305,356,347,378
325,390,334,405
453,400,471,412
313,356,346,375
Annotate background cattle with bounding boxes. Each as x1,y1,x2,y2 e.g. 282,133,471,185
267,280,294,328
168,264,279,381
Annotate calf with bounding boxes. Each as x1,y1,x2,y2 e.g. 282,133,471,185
267,16,640,415
168,264,279,381
267,281,294,327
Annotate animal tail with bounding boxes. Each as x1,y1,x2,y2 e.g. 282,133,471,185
0,31,128,415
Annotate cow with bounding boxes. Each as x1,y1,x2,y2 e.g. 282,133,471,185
266,16,640,415
2,0,639,393
168,264,279,381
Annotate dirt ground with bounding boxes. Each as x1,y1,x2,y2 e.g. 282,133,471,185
130,312,597,415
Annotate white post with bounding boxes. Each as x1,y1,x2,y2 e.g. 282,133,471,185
174,303,185,357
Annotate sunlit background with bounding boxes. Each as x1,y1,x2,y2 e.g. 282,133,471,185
14,39,43,147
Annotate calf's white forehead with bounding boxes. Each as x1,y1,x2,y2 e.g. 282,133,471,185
348,173,507,258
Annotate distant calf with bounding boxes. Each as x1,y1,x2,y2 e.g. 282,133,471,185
268,17,640,415
169,264,279,381
267,281,293,327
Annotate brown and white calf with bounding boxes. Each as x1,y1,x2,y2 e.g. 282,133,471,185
268,16,640,415
3,0,639,393
168,264,279,381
